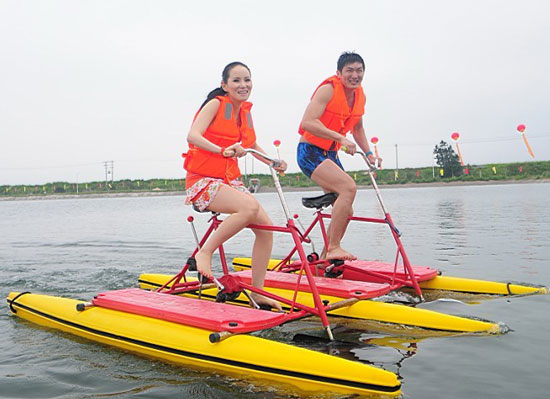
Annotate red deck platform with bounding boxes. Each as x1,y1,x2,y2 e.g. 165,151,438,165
233,270,392,299
92,288,286,333
339,260,438,283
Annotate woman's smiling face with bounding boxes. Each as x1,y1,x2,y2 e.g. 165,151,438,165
221,65,252,102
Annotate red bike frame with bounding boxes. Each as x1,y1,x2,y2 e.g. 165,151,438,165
156,149,355,340
270,209,423,297
251,151,424,298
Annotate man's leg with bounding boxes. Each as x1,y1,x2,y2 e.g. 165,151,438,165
311,160,357,260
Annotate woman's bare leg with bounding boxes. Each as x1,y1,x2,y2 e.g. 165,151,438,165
194,186,283,311
249,207,282,311
194,185,260,279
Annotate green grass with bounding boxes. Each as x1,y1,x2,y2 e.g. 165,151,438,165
2,161,550,198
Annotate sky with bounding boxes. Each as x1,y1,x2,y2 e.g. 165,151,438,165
1,0,549,185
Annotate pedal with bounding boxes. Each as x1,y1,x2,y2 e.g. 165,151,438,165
215,291,228,303
325,259,344,278
197,272,210,284
215,290,241,303
187,257,197,271
307,252,320,262
324,269,343,278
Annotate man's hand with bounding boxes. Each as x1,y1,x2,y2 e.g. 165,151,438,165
274,159,288,173
367,153,382,168
340,138,356,154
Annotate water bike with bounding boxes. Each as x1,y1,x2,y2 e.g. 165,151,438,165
137,150,508,334
138,150,542,338
5,150,533,396
8,149,404,397
223,150,548,300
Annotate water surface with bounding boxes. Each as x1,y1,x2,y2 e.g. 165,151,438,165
1,183,549,398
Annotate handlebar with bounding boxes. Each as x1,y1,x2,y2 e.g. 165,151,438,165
341,147,379,171
244,148,282,168
341,146,388,214
223,148,282,168
241,149,290,219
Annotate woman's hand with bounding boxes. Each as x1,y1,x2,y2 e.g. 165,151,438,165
224,143,246,157
274,159,287,173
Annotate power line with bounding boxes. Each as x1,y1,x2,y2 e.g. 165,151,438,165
377,134,550,148
2,134,549,173
0,158,178,171
0,161,106,171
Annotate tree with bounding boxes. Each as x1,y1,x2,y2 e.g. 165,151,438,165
433,140,463,177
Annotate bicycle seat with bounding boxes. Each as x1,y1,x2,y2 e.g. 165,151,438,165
192,205,219,215
301,193,338,209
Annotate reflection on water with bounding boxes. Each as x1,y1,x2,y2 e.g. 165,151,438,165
1,183,549,399
435,198,467,266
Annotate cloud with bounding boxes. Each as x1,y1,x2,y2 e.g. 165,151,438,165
1,0,549,184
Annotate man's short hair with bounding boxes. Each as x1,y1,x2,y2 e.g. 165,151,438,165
337,52,365,71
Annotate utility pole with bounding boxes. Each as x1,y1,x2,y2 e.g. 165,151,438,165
104,161,108,190
394,144,399,181
104,161,114,190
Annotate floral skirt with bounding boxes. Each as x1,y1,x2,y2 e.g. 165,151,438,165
185,177,250,211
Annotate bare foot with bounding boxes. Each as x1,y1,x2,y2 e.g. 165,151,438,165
326,246,356,261
194,250,213,279
250,292,283,312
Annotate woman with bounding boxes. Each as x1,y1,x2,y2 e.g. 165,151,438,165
184,62,286,310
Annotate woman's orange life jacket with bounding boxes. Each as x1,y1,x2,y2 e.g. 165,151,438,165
184,95,256,184
299,75,366,151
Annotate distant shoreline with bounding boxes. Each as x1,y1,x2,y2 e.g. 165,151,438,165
1,179,548,202
261,178,550,192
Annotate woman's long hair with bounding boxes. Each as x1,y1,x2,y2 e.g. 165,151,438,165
199,61,250,109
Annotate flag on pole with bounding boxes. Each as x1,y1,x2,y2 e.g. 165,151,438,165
451,132,465,166
517,124,535,158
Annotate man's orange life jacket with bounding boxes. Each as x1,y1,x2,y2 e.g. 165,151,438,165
299,75,366,151
184,95,256,182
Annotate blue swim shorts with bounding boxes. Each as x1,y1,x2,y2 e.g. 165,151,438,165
297,142,344,178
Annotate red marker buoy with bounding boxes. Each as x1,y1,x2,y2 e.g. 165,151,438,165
273,140,284,176
451,132,464,166
516,124,534,158
369,136,381,169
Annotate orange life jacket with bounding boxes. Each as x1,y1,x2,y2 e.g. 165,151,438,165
299,75,366,151
184,95,256,182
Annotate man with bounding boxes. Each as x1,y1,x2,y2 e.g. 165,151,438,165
297,52,381,261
